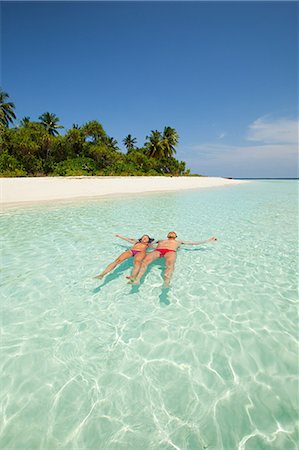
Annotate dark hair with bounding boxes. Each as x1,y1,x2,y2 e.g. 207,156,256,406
139,234,154,243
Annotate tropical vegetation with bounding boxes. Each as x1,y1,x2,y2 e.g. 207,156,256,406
0,89,193,177
0,89,16,127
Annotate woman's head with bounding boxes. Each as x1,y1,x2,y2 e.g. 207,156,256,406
139,234,154,244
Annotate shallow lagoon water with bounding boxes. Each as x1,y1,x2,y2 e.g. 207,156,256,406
1,181,298,450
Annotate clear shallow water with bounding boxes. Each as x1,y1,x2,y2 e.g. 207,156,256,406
1,181,298,450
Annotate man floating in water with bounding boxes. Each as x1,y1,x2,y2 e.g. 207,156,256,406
130,231,217,288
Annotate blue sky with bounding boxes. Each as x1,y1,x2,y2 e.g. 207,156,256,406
1,1,298,177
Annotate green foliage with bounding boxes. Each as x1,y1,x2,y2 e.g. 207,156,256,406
0,91,192,177
88,144,122,170
51,157,97,176
103,136,119,151
123,134,137,152
48,135,70,164
162,126,179,157
145,130,164,158
19,116,31,127
4,127,39,158
0,150,26,176
38,112,63,136
0,89,16,127
82,120,107,143
155,157,186,175
145,127,180,159
64,127,85,157
22,155,44,175
1,124,53,174
126,150,158,174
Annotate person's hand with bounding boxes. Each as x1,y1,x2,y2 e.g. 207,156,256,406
209,236,217,242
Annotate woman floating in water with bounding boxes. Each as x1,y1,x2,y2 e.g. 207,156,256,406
95,234,155,280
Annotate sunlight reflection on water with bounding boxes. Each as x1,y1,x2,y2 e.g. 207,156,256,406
1,181,298,450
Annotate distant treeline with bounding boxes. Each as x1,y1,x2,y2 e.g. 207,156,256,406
0,89,194,177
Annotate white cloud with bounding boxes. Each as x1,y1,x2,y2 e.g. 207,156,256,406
247,116,298,144
185,142,297,164
183,142,298,177
182,116,299,177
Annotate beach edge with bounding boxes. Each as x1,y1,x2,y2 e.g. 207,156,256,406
0,176,249,205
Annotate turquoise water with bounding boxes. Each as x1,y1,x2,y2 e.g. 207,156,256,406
1,181,298,450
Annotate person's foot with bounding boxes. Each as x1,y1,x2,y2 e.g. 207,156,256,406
128,277,139,285
94,274,104,279
126,275,133,279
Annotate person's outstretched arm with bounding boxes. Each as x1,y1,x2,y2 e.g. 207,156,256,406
180,236,217,245
115,234,137,244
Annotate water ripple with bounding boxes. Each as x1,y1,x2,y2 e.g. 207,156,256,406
1,181,298,449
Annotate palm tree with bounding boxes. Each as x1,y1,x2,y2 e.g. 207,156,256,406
145,130,164,158
104,136,119,151
19,116,31,127
38,112,63,136
162,126,179,157
0,89,16,127
82,120,106,143
123,134,137,152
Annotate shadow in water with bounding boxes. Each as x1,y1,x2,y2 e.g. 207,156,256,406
92,259,132,293
128,284,140,295
159,287,170,305
126,259,165,294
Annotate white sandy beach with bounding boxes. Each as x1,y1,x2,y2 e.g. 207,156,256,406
0,176,248,204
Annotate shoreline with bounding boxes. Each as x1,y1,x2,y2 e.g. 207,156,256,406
0,176,249,205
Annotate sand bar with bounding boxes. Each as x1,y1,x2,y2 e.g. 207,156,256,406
1,176,248,205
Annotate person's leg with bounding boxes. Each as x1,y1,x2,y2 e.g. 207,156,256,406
95,250,132,279
126,251,146,279
163,252,177,287
130,251,160,284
